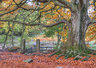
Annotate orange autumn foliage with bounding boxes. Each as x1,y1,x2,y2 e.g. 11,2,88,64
0,0,96,44
86,24,96,42
0,52,96,68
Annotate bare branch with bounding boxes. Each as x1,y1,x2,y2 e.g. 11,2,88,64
0,19,69,27
0,7,19,17
87,19,96,26
35,0,48,3
20,0,51,11
0,0,26,17
41,5,56,12
0,4,15,11
56,0,75,12
52,0,67,8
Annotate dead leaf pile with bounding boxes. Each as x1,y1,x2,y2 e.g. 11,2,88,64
0,52,96,68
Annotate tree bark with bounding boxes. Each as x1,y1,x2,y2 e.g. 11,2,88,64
56,32,61,48
67,12,81,47
63,8,88,51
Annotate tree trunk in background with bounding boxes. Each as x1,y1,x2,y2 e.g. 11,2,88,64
56,32,61,49
20,24,25,49
12,22,14,47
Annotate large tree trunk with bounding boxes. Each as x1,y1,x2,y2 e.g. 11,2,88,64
63,9,88,52
67,12,81,47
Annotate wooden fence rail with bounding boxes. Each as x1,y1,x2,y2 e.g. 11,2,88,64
23,39,54,52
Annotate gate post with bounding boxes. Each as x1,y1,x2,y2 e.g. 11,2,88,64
36,39,40,52
22,39,26,51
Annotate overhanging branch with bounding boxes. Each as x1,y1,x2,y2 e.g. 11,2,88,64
20,0,51,11
87,19,96,26
56,0,75,12
52,0,67,8
0,0,26,17
0,19,69,27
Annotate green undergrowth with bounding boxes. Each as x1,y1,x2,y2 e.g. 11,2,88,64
55,50,62,55
52,45,93,61
0,35,6,43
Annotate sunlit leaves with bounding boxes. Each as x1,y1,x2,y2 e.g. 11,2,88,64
66,0,71,2
58,24,68,43
0,22,4,28
86,24,96,42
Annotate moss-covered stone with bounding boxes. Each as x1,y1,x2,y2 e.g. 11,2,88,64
82,57,88,61
93,53,96,55
74,55,83,60
24,59,33,63
18,49,26,54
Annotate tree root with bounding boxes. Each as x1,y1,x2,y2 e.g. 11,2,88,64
56,54,64,59
74,55,83,60
48,50,60,57
48,47,93,61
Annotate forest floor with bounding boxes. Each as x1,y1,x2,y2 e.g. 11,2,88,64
0,50,96,68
